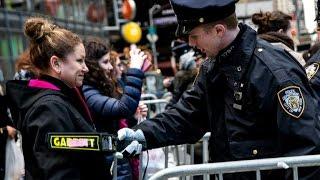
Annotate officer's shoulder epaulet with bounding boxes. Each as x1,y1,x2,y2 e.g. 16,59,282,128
308,49,320,64
253,41,293,84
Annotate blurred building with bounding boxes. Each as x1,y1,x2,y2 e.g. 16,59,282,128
236,0,311,50
274,0,295,14
235,0,273,30
0,0,121,81
276,0,312,49
1,0,314,81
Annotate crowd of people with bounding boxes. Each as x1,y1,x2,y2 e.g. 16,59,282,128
2,0,320,179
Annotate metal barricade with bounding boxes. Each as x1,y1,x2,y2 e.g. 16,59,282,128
169,132,211,180
201,132,211,164
159,133,211,180
139,98,169,180
141,93,158,101
149,154,320,180
138,96,213,180
141,98,169,117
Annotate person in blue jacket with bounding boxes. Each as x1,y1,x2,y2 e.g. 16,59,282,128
82,38,149,179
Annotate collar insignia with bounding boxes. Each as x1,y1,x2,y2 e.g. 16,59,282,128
220,46,234,59
277,86,304,118
305,63,319,80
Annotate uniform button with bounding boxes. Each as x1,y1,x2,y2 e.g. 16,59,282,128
258,48,263,52
236,66,242,71
252,149,258,155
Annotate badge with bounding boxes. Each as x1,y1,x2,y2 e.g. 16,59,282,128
277,86,305,118
305,63,319,80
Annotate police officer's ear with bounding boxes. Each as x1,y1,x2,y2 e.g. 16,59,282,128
214,24,226,37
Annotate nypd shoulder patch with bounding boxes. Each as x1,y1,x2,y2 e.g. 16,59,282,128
305,63,319,80
277,86,305,118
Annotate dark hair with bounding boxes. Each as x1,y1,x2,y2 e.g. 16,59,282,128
252,11,292,34
24,17,82,72
83,38,122,97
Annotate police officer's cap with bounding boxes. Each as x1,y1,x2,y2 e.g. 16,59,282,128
171,0,239,37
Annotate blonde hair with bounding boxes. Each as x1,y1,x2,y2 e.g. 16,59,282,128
24,17,82,71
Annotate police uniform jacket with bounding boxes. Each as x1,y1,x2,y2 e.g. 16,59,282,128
135,24,320,178
6,75,110,180
305,50,320,98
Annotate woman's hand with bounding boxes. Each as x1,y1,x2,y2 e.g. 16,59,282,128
129,45,147,70
134,102,148,123
163,77,173,88
138,103,148,119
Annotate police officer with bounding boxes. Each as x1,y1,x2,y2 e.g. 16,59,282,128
305,52,320,98
119,0,320,179
305,0,320,98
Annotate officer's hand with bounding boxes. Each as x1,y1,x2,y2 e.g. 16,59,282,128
117,128,146,157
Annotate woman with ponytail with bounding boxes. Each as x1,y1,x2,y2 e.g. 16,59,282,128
252,11,305,65
6,17,109,179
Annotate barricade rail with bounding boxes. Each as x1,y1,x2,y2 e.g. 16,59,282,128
140,99,169,105
141,94,159,101
137,96,212,180
149,154,320,180
138,97,212,179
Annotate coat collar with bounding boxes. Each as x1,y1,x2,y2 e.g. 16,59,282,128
216,24,257,81
217,23,257,67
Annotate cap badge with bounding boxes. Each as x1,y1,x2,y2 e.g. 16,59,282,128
199,17,204,23
182,26,186,33
305,62,319,80
277,86,304,118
